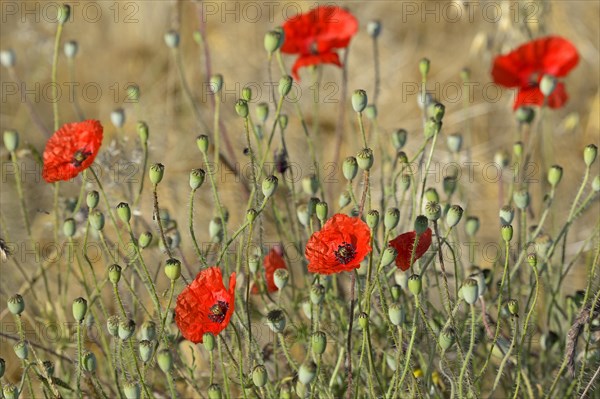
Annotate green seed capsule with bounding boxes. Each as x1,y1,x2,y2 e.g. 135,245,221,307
499,205,514,226
136,121,149,144
408,274,422,296
278,75,293,97
424,188,439,203
584,144,598,167
82,351,97,373
264,30,282,54
14,340,28,359
507,299,519,316
255,102,269,123
358,312,369,330
352,89,368,113
338,191,351,208
365,104,377,120
392,129,407,150
316,201,328,223
547,165,563,187
310,284,325,305
139,340,153,363
63,218,76,237
273,268,289,290
414,215,428,235
343,156,358,181
107,316,120,337
86,190,100,209
539,74,557,97
149,163,165,185
208,384,222,399
196,135,209,154
446,205,463,228
252,365,268,387
89,210,105,231
189,168,206,190
117,202,131,224
312,331,327,355
203,332,215,352
356,148,374,170
439,329,455,351
298,361,317,385
209,74,223,94
262,175,279,198
164,258,181,281
138,232,152,249
446,133,462,153
301,174,318,195
501,225,513,242
424,201,441,221
465,216,480,237
388,303,403,326
424,118,441,139
123,382,141,399
108,264,122,284
515,106,535,124
367,210,379,229
390,284,401,301
3,130,19,152
8,294,25,315
72,297,88,322
2,384,19,399
513,190,530,210
266,309,286,333
384,208,400,230
527,253,537,268
157,349,173,373
140,320,156,341
118,319,136,340
462,279,479,305
381,246,398,267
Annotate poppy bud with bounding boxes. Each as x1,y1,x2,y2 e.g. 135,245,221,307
273,268,289,291
399,174,411,191
539,74,557,97
465,216,480,237
82,351,97,373
534,233,553,258
139,340,153,363
240,87,252,102
279,114,288,130
499,205,514,226
3,130,18,152
117,202,131,224
8,294,24,315
446,205,463,228
408,274,422,296
338,191,351,209
235,99,249,118
107,315,119,337
57,4,70,24
203,332,215,351
89,210,105,231
462,279,479,305
352,89,368,113
515,106,535,124
501,225,513,242
424,118,441,139
547,165,563,187
424,187,439,203
592,176,600,192
108,264,122,284
507,299,519,316
439,328,455,351
432,103,445,122
246,209,258,224
0,49,16,68
312,331,327,355
424,201,441,221
298,361,317,385
149,163,165,185
388,303,403,326
365,104,377,120
367,210,379,229
13,341,27,359
297,204,310,227
124,382,140,399
189,168,206,191
310,284,325,305
381,246,397,267
302,174,318,195
164,30,180,48
278,75,293,97
139,231,152,249
127,84,140,102
584,144,598,167
72,297,87,322
357,148,374,170
266,309,286,333
414,215,428,235
513,190,530,210
316,201,328,222
513,141,523,158
205,74,223,95
391,128,407,150
343,156,358,181
63,218,76,237
255,102,269,123
165,258,181,281
111,108,125,128
264,30,282,54
252,365,268,387
447,133,462,153
248,255,259,274
196,135,209,154
527,253,537,268
208,384,222,399
367,20,382,38
119,319,136,340
157,349,173,373
0,358,4,378
419,58,430,80
262,175,279,198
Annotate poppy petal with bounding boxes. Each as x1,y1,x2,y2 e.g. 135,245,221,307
291,52,342,81
389,228,433,271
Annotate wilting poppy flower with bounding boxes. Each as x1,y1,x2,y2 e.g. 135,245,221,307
253,246,287,294
305,213,371,275
389,228,432,271
491,36,579,109
42,120,103,183
175,267,236,343
281,5,358,80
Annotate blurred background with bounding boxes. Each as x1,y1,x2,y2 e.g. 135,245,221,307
1,0,599,386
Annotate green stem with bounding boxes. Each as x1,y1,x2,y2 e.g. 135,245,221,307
458,304,476,398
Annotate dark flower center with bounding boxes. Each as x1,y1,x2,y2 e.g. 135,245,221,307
208,300,229,323
310,41,319,55
528,72,540,87
334,242,356,264
71,149,91,168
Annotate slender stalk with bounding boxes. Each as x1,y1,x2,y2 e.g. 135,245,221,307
459,303,477,397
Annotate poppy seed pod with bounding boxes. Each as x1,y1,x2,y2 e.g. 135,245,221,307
235,99,249,118
262,175,279,198
189,168,206,190
527,253,537,268
365,104,377,120
118,319,136,340
424,201,441,221
465,216,480,237
273,268,289,290
164,30,180,48
63,218,76,237
246,209,257,223
252,365,268,387
203,332,215,352
381,246,398,267
462,279,479,305
547,165,563,187
208,384,222,399
3,384,18,399
7,294,24,315
136,121,149,144
278,75,293,97
139,340,153,363
392,128,407,150
356,148,374,170
297,204,310,227
447,133,462,153
394,270,409,290
264,30,282,54
241,87,252,102
157,349,173,373
507,299,519,316
164,258,181,281
0,49,16,68
414,215,429,235
388,303,403,326
310,284,325,305
13,341,27,359
89,210,105,231
72,297,87,322
501,225,514,242
343,156,358,181
117,202,131,224
140,320,156,341
419,58,430,79
592,176,600,192
138,231,152,249
338,191,351,208
82,351,97,373
298,361,317,385
149,163,165,185
209,74,223,94
408,274,422,296
255,102,269,123
57,4,70,24
584,144,598,167
316,201,328,222
513,190,530,210
390,284,401,301
499,205,514,226
279,114,288,130
302,174,318,195
107,316,119,337
439,328,455,351
248,255,259,274
110,108,125,128
196,135,209,154
266,309,286,333
384,208,400,230
366,210,379,229
539,74,557,97
352,89,368,113
123,382,140,399
312,331,327,355
3,130,18,152
446,205,463,228
367,20,381,38
515,106,535,124
399,174,411,191
108,264,122,284
424,118,441,139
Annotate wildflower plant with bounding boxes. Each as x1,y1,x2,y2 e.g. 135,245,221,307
0,3,599,399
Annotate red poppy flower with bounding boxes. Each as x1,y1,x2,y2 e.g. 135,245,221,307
175,267,236,344
42,120,103,183
252,246,287,294
491,36,579,109
305,213,371,275
281,5,358,80
389,228,432,271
